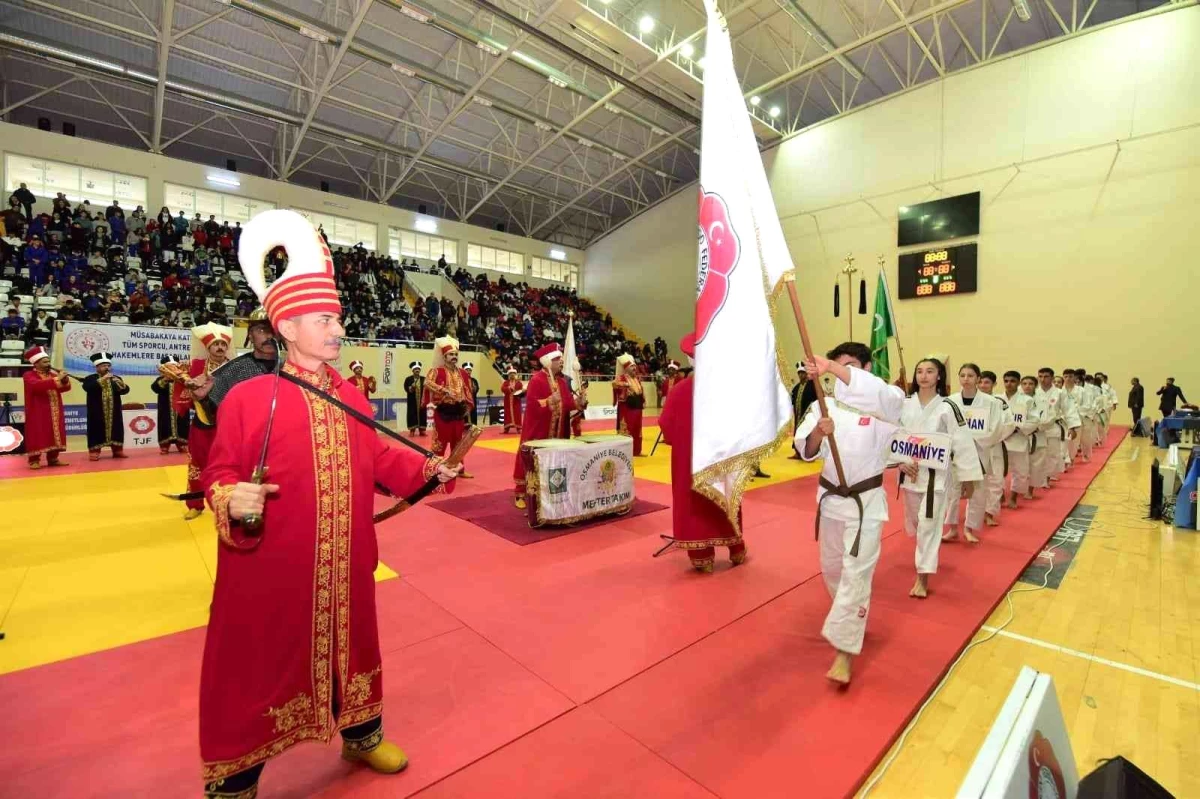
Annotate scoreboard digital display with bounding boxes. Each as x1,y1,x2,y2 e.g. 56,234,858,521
897,243,978,299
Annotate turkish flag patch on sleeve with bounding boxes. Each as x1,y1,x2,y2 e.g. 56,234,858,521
858,417,871,426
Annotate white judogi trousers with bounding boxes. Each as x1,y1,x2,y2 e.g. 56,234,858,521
1009,450,1031,495
1047,437,1066,478
1081,419,1096,459
819,516,884,655
903,488,948,574
944,473,987,531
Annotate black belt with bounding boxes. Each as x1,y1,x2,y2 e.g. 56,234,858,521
898,468,938,520
1001,442,1009,476
816,473,884,558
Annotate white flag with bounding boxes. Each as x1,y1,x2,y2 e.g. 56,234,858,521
692,0,795,527
563,314,581,391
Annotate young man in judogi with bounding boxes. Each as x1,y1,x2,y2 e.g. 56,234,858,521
975,370,1013,525
1002,372,1041,508
795,342,904,685
1095,372,1117,442
944,364,1010,542
898,358,982,599
1035,368,1071,485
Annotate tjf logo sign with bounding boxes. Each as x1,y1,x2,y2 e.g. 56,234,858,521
127,414,156,447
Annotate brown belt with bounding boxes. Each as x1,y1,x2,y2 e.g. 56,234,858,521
816,473,885,557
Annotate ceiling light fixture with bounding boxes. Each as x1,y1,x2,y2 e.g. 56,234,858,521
768,105,781,118
534,120,553,132
476,41,500,56
547,76,568,88
680,42,694,59
398,4,431,23
391,63,416,77
470,96,493,107
650,126,666,136
638,15,655,34
299,26,330,43
207,173,240,188
749,95,761,106
1011,0,1032,21
415,217,438,233
654,170,668,179
549,249,566,261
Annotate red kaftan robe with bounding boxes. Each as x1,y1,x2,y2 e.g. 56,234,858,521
348,374,376,399
181,357,223,511
22,369,70,459
613,374,645,456
199,361,450,782
512,369,576,494
658,375,744,564
422,365,473,458
501,378,524,433
661,373,685,404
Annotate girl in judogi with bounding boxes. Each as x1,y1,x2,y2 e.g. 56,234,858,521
944,364,1012,542
1002,372,1042,508
898,358,983,598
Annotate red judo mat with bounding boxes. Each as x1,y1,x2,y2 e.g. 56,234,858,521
428,488,670,545
0,428,1126,798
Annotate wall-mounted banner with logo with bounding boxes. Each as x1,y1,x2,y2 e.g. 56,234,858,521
886,429,952,470
60,323,193,376
520,434,635,527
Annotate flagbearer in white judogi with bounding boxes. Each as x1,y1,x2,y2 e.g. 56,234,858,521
944,364,1010,542
1002,372,1042,508
897,358,983,599
795,342,904,686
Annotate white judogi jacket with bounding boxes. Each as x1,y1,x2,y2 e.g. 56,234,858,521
795,367,904,524
1035,385,1071,440
947,390,1010,476
897,394,983,495
1003,391,1042,453
1100,383,1118,415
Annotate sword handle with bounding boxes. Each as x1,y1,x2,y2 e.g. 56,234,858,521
241,465,269,534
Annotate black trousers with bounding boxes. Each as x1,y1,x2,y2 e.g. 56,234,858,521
1131,407,1143,434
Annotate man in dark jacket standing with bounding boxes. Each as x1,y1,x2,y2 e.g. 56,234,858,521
1128,378,1145,434
1157,377,1186,418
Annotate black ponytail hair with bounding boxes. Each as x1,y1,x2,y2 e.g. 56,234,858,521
909,357,948,397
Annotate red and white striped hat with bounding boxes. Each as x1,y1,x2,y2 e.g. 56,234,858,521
239,210,341,327
23,345,50,364
349,360,364,372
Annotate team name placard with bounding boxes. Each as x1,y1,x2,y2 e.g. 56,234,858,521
887,430,952,470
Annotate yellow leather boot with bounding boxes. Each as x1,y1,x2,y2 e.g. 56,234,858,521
342,739,409,774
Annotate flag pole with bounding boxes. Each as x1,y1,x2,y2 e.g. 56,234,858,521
785,277,849,487
877,255,907,385
840,254,858,340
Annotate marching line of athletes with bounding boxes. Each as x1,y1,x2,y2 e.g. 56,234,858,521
795,342,1120,686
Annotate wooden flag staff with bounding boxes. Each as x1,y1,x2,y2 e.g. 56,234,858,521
785,277,848,488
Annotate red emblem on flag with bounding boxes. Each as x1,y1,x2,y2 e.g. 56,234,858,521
130,415,155,435
695,188,741,345
1027,730,1066,799
0,426,23,453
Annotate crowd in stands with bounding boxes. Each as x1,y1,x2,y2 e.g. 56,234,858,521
1,182,668,376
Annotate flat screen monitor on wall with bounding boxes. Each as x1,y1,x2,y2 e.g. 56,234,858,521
897,191,980,246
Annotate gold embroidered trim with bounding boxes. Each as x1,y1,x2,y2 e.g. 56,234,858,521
422,456,444,482
201,705,382,781
344,666,381,710
203,783,258,799
265,693,314,734
209,484,237,546
341,725,384,753
188,461,202,484
690,267,795,535
48,385,65,450
674,535,743,550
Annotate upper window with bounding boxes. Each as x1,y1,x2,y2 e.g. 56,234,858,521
467,243,525,275
163,183,275,224
389,228,456,263
5,153,147,209
291,208,377,251
531,256,579,289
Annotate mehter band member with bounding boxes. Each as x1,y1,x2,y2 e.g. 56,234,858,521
404,362,426,435
348,359,376,401
501,365,524,434
423,337,474,478
179,323,232,518
512,343,577,510
153,355,190,454
21,345,70,469
82,351,129,460
199,209,460,799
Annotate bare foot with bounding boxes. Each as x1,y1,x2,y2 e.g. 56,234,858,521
826,651,852,685
1026,490,1036,500
941,529,959,543
1006,498,1018,510
910,575,928,598
964,529,981,544
984,514,1000,527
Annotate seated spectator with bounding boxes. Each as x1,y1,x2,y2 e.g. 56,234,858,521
1,307,24,339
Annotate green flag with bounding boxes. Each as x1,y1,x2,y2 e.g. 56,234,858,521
870,270,896,380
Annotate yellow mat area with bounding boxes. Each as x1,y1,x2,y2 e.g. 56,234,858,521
0,464,397,675
477,426,821,487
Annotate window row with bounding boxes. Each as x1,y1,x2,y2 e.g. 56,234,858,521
5,154,580,284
